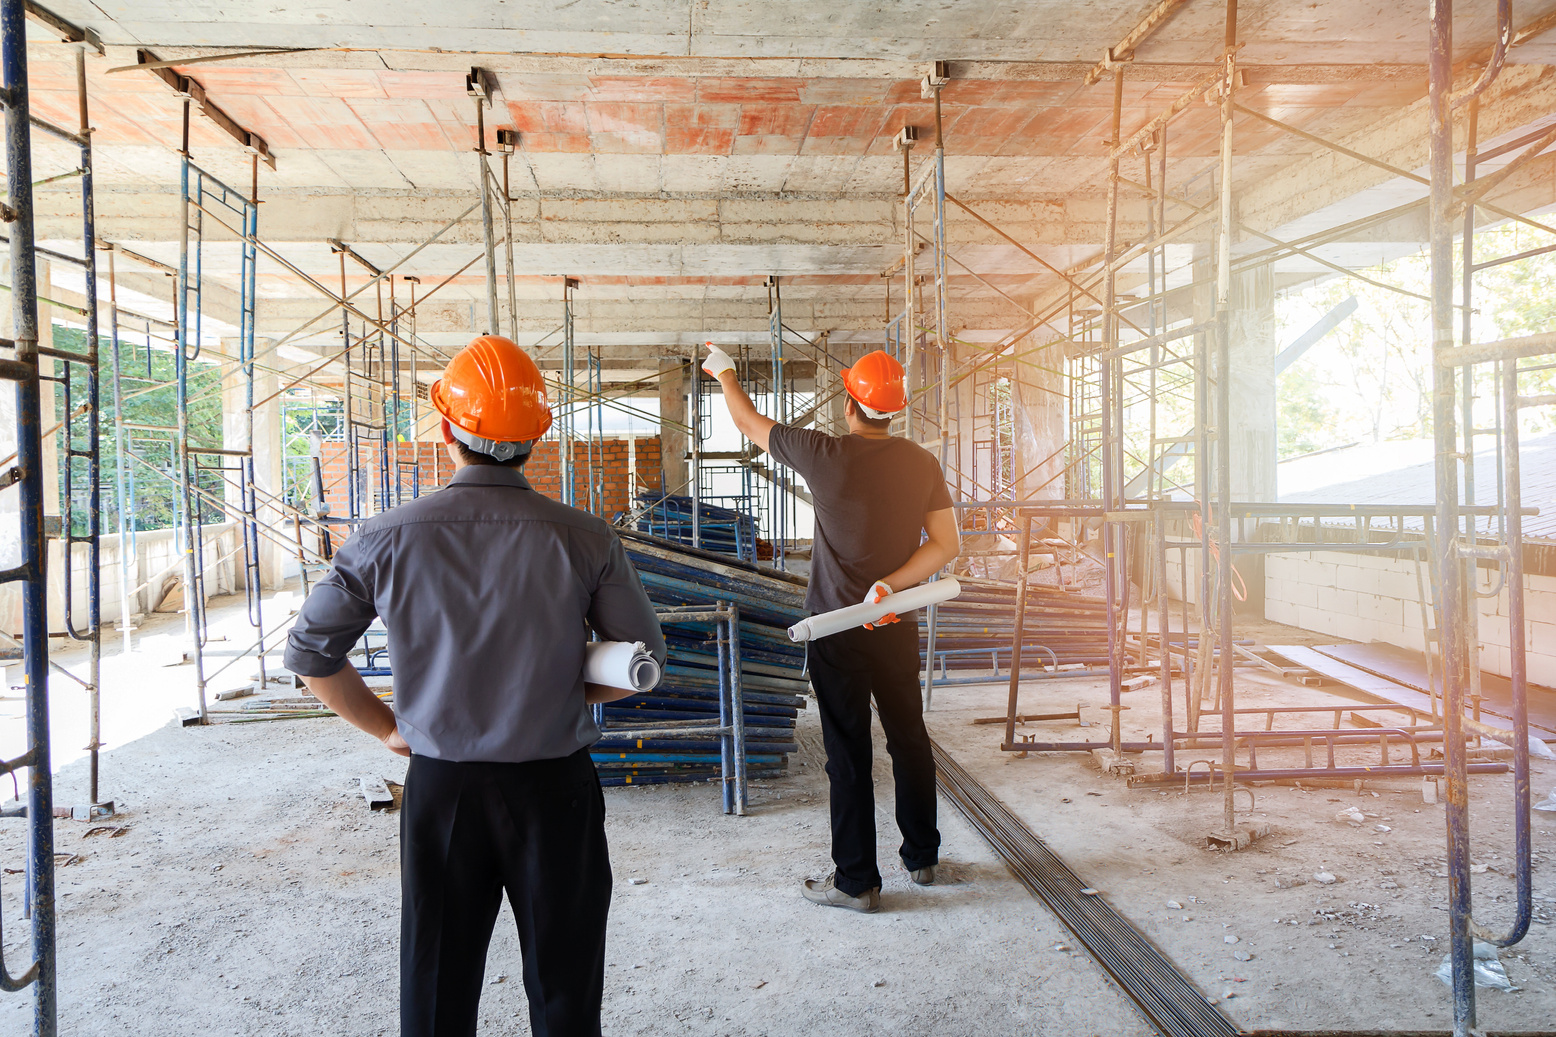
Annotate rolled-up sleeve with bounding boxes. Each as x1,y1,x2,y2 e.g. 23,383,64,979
587,534,666,666
284,532,380,677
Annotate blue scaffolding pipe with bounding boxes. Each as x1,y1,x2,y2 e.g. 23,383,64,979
1,0,58,1028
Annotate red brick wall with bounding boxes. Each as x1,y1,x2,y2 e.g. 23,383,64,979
314,437,661,521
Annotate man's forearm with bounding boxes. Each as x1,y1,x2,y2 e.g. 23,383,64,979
881,539,959,592
303,665,397,742
716,372,758,428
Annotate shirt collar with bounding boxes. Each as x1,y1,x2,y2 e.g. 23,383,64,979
447,465,533,491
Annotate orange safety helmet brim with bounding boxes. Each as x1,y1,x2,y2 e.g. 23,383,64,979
430,335,553,448
841,349,909,418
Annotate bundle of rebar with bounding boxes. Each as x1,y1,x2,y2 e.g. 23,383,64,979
605,530,809,786
933,741,1238,1037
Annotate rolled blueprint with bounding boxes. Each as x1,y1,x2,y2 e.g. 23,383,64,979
786,577,963,643
584,641,662,693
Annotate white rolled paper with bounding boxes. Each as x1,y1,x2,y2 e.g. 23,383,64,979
584,641,662,693
786,577,963,643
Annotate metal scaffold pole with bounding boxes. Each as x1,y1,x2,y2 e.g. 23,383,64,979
175,99,208,722
106,250,133,656
1101,64,1125,755
1428,1,1474,1030
1,0,58,1027
561,277,577,507
1214,0,1239,841
473,74,500,337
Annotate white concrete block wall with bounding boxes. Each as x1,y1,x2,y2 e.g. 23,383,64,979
1263,551,1556,688
0,522,241,636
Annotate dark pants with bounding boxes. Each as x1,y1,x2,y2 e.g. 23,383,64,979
401,748,612,1037
807,619,940,896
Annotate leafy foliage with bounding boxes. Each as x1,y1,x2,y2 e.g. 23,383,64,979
1276,228,1556,458
54,326,226,535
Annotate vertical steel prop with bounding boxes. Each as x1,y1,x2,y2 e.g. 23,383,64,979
107,250,134,656
1428,1,1476,1030
767,277,787,569
1215,0,1239,836
56,45,103,806
1002,514,1035,751
1494,348,1534,950
561,277,576,508
175,100,208,722
240,172,263,687
1101,66,1125,754
1,0,58,1027
474,87,499,336
921,87,950,710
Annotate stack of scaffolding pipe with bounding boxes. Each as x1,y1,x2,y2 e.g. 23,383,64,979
599,530,809,786
631,493,758,561
921,575,1116,671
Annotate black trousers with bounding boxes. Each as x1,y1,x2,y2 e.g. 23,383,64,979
806,619,940,896
401,748,612,1037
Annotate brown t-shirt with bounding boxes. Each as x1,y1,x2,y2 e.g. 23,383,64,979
768,425,953,615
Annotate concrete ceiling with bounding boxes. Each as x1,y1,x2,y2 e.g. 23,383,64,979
40,0,1556,64
13,0,1556,375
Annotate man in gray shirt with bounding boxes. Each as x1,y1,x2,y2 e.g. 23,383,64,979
286,335,665,1037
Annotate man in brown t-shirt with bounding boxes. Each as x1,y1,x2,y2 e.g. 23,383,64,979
702,344,959,913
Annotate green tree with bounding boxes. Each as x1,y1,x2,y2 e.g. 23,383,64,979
53,325,226,536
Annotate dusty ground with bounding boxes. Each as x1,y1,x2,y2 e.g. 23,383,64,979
923,668,1556,1034
0,592,1150,1037
0,588,1552,1035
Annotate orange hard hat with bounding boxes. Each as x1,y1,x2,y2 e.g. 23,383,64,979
430,335,552,460
841,349,909,419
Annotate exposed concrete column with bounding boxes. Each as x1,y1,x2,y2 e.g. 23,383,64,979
223,339,286,590
657,357,687,496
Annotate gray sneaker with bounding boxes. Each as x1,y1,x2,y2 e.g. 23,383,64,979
909,865,937,886
801,875,880,913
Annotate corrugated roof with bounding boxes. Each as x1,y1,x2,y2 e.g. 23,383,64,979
1279,432,1556,542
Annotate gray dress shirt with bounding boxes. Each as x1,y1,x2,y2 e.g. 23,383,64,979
284,465,666,763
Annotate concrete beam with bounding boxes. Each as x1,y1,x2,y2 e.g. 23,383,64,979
38,186,1140,251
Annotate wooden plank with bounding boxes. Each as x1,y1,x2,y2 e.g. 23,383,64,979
1265,645,1441,718
1313,641,1556,736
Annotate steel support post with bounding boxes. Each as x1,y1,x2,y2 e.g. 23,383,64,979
2,0,58,1026
106,251,134,655
727,603,747,816
1001,515,1035,750
1428,2,1475,1031
474,97,499,336
1101,67,1126,754
57,44,104,807
502,153,517,341
1494,351,1534,949
768,278,786,569
175,102,207,722
1215,0,1239,836
561,280,575,507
